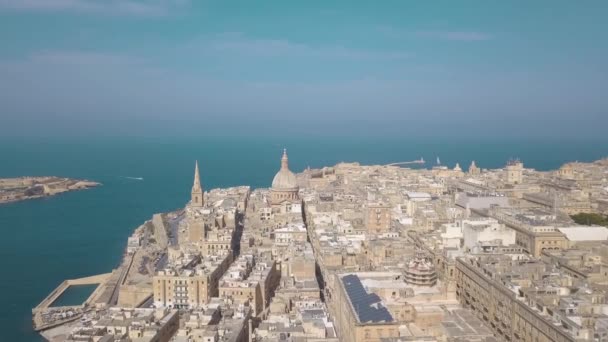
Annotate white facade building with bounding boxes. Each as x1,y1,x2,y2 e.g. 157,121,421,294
461,218,515,252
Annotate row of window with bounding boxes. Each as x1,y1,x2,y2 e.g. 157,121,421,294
157,279,206,285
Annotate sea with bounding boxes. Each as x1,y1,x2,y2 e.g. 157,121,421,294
1,135,607,341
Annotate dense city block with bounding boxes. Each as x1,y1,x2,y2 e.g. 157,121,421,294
34,154,608,342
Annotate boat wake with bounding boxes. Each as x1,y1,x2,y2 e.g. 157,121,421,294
120,176,144,181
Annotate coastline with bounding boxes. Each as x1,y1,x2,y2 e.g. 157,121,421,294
0,177,101,204
2,137,605,342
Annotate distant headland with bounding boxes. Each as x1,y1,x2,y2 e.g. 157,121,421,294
0,177,100,204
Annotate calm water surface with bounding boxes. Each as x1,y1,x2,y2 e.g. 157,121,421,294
50,285,99,307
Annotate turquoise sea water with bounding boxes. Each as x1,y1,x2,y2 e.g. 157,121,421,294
50,285,98,307
1,135,607,341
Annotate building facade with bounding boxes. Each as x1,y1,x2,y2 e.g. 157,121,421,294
153,254,232,309
331,274,399,342
364,203,392,234
455,256,577,342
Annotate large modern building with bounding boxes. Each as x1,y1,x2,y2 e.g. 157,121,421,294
332,273,399,342
455,254,591,342
489,207,569,257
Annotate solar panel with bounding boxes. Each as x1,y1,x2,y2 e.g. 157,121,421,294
342,274,394,323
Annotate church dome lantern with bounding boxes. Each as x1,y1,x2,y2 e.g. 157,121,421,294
272,149,298,190
270,149,300,206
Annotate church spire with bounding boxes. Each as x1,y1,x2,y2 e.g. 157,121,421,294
468,160,480,175
193,161,201,187
281,148,289,170
191,160,204,207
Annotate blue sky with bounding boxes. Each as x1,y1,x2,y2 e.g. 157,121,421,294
0,1,607,138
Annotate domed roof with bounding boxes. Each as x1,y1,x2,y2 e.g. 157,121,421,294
272,169,297,189
272,149,298,190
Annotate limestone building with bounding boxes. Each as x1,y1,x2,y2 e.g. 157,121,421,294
365,203,392,234
404,255,438,287
153,254,232,309
332,273,399,342
557,163,576,180
66,308,179,342
454,254,596,342
489,207,568,257
460,218,516,252
273,222,307,246
506,159,524,185
270,149,300,213
219,255,280,316
468,160,480,175
172,305,252,342
191,161,204,208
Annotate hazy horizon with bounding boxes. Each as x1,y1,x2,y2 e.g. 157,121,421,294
1,1,607,138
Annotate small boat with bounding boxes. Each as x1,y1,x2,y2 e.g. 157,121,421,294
121,176,144,181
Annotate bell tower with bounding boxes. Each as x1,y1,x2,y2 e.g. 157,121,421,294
506,159,524,185
191,161,204,207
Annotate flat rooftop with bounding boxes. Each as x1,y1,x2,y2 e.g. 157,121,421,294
342,274,394,324
557,226,608,241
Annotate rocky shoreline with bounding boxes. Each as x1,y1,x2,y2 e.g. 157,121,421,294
0,177,100,204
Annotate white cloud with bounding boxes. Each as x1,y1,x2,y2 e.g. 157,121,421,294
192,33,410,61
0,0,189,16
376,26,493,42
28,50,142,65
415,30,493,41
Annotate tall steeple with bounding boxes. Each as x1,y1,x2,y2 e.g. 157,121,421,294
191,161,204,207
281,148,289,170
468,160,480,175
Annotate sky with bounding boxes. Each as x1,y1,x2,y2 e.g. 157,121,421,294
0,1,607,138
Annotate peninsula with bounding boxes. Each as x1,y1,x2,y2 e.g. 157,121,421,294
0,177,100,204
34,154,608,342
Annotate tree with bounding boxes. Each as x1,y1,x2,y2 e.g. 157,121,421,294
570,213,608,227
